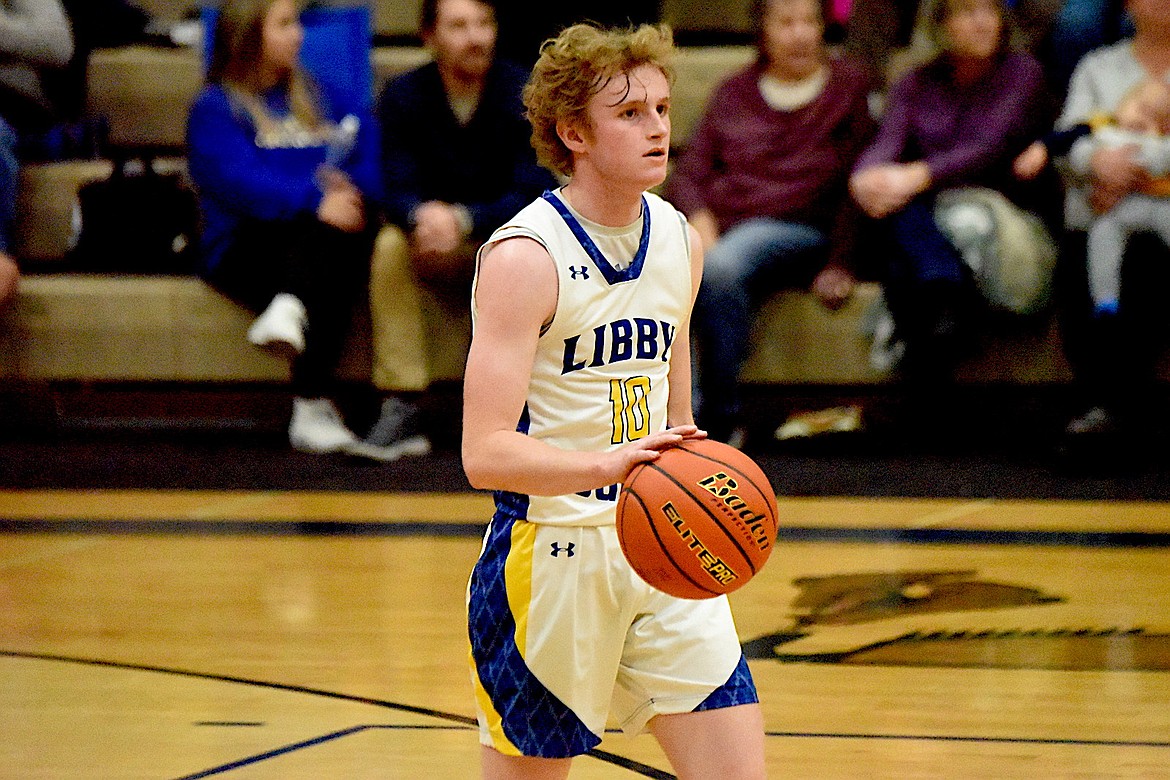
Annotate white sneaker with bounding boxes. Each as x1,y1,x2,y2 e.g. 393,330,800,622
1065,406,1114,436
289,397,358,453
248,293,306,357
868,310,905,373
775,404,863,440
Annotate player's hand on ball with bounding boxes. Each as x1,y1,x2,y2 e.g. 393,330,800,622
608,425,704,483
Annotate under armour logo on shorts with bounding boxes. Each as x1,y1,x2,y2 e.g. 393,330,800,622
550,542,576,558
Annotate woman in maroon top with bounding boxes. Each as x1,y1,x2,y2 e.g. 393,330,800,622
850,0,1054,380
666,0,874,444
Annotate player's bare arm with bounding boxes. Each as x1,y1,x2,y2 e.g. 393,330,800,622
462,237,689,496
665,222,706,432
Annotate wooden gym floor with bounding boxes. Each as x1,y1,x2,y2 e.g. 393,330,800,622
3,382,1170,777
2,489,1169,778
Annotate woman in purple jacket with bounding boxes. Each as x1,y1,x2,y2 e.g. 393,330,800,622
850,0,1054,380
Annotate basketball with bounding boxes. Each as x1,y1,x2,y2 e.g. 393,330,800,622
616,438,778,600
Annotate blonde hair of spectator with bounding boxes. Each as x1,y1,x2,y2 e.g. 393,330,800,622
207,0,326,136
523,23,676,177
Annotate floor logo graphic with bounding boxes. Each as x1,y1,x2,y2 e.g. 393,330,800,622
743,569,1170,671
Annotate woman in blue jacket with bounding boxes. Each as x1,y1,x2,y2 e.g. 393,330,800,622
187,0,382,454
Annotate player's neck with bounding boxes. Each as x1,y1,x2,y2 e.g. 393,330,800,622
560,175,644,228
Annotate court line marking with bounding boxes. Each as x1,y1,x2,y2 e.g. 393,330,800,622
7,650,1168,762
775,526,1170,548
0,650,674,780
176,724,675,780
763,731,1170,749
4,519,1170,548
0,518,487,536
174,725,468,780
7,648,1168,778
148,725,1170,779
174,725,366,779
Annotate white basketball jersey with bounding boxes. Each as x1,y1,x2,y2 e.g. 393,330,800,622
473,189,693,527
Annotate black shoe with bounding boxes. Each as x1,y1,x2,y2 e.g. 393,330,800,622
897,280,975,382
345,397,432,462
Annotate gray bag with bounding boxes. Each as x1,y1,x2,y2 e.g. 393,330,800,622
934,187,1057,316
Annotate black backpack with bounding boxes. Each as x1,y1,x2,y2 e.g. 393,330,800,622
69,155,199,274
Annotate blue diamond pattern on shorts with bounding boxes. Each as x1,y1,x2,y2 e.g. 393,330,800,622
694,653,758,712
692,654,758,715
469,511,600,758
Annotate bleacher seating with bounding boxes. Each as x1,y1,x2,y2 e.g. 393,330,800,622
0,3,1088,391
0,41,429,384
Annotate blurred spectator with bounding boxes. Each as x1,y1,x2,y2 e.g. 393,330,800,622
493,1,658,66
0,0,73,309
1045,0,1133,94
842,0,922,81
49,0,151,124
372,0,555,454
27,0,156,162
849,0,1055,382
1042,79,1170,317
666,0,874,445
187,0,387,456
824,0,853,41
1051,0,1170,437
845,0,1129,96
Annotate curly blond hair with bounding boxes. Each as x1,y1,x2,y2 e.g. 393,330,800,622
523,23,675,177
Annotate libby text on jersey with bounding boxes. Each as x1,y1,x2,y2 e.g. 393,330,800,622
561,318,677,374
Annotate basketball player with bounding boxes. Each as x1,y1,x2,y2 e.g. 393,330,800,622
461,23,767,780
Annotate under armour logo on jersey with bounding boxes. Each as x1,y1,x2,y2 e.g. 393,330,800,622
550,542,576,558
568,265,590,280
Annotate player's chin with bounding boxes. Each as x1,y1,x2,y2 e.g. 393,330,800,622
636,160,668,189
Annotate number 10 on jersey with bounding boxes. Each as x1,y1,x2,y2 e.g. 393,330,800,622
609,376,652,444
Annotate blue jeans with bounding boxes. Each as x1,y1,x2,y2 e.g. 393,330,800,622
692,217,826,435
880,194,969,329
880,195,978,379
885,196,967,291
0,116,19,253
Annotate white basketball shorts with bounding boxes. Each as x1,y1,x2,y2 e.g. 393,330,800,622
467,512,758,759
